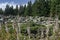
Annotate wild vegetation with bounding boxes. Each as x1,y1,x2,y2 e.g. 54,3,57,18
0,0,60,40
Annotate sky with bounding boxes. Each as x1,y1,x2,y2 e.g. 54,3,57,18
0,0,35,10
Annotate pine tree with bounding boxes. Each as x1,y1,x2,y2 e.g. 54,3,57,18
4,4,10,16
32,0,39,16
32,0,47,16
44,0,51,17
0,8,3,15
24,1,32,16
9,6,14,15
19,5,26,16
14,5,19,15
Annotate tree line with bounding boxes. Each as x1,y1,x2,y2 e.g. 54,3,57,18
0,0,60,17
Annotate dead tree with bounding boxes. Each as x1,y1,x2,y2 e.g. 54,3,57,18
45,17,51,40
27,20,31,40
53,15,59,40
55,15,59,32
14,17,19,40
5,22,9,33
40,28,44,40
45,25,49,40
12,20,15,30
5,22,10,40
17,15,21,34
27,26,30,39
0,23,2,30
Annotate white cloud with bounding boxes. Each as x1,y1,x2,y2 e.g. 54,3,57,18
0,2,20,10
